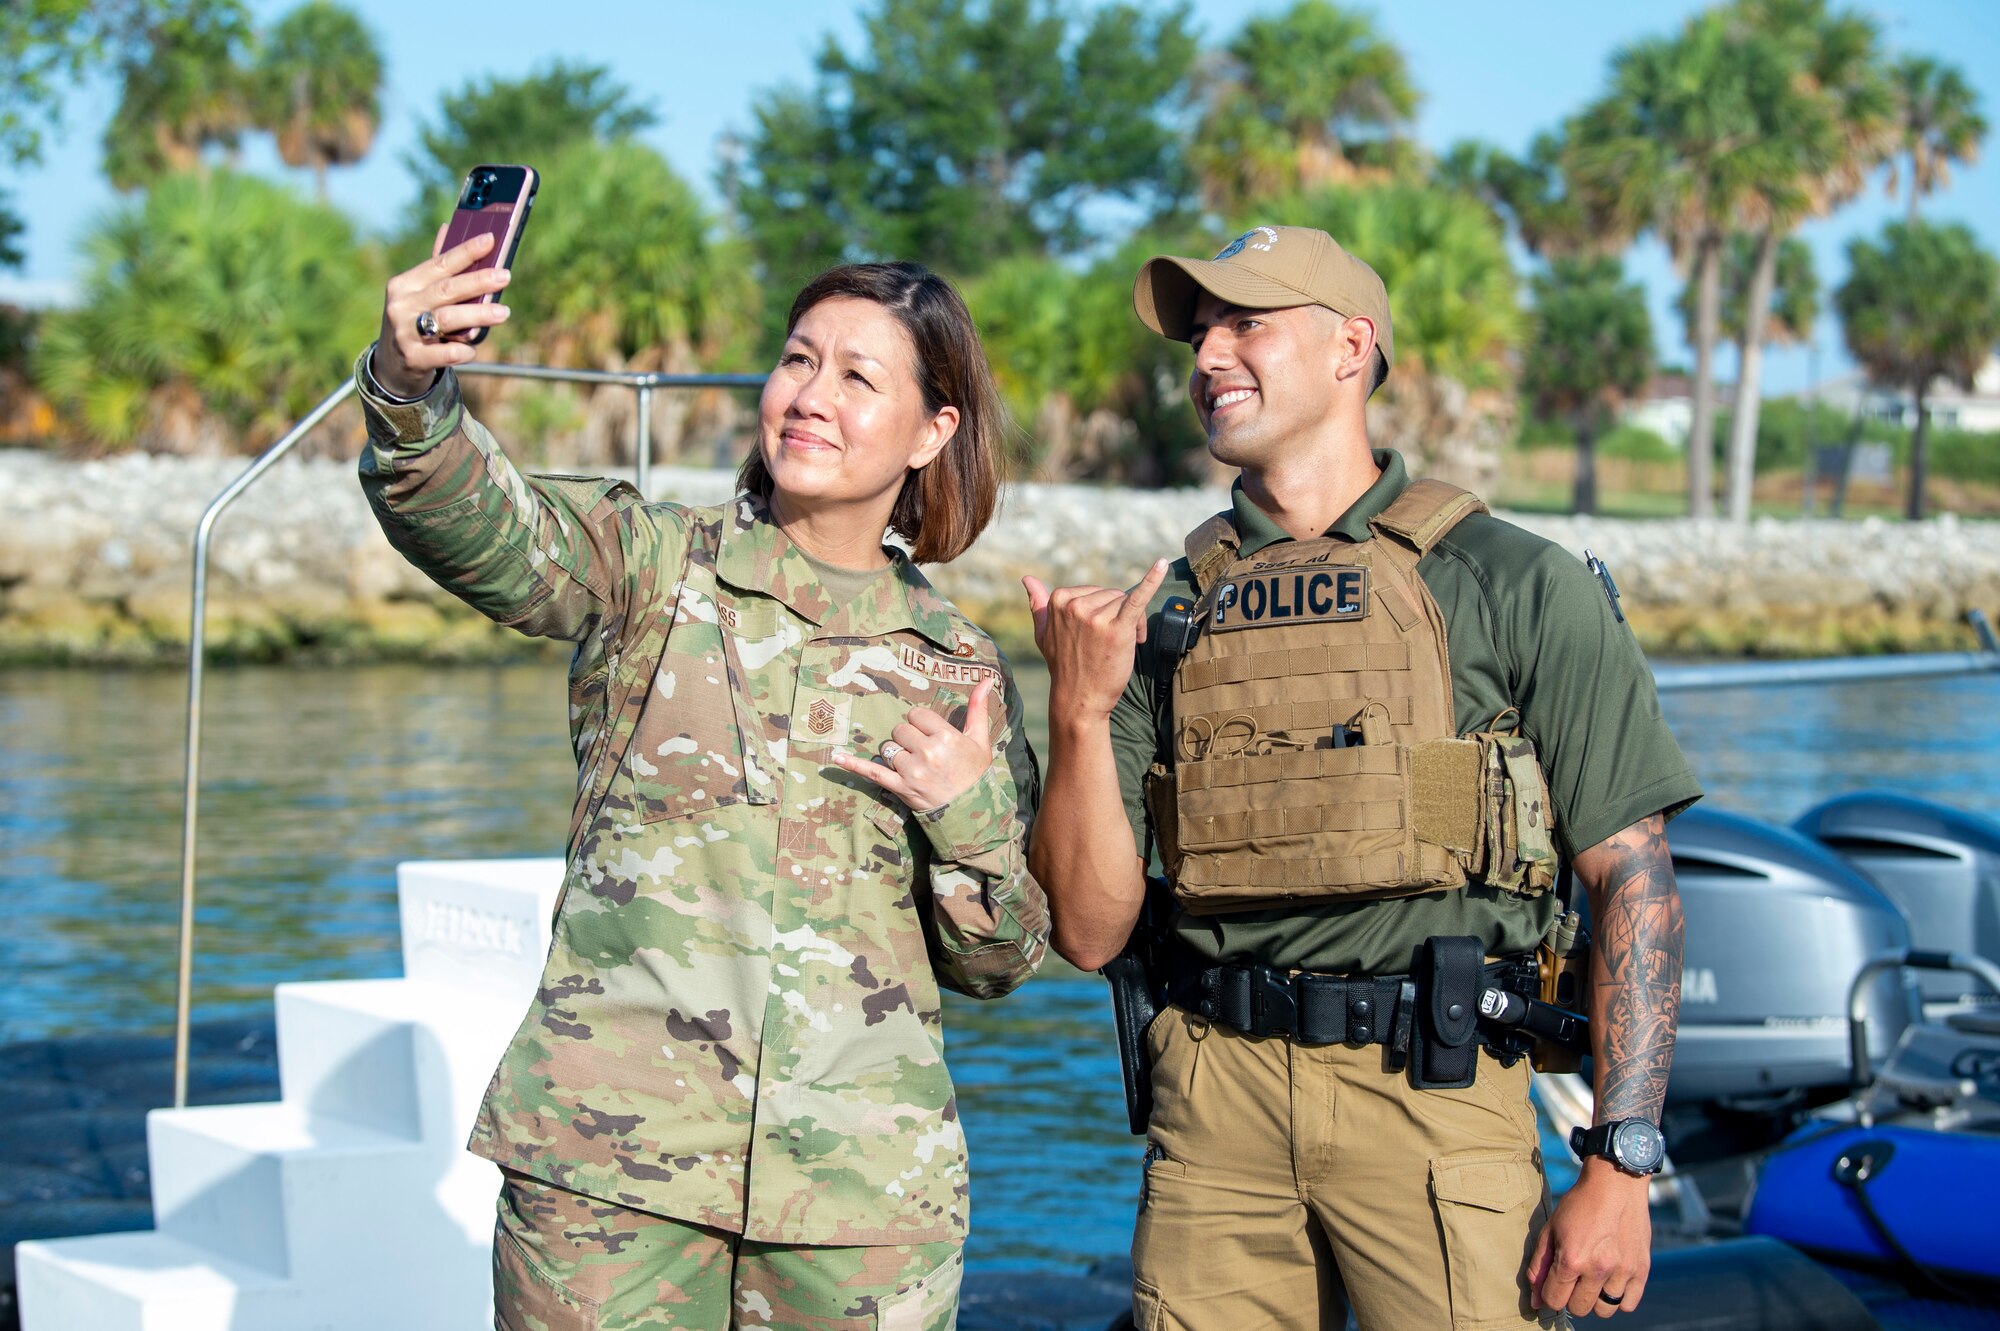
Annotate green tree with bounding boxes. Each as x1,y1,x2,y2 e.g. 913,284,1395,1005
1714,0,1890,524
252,0,383,203
1836,222,2000,520
0,191,22,269
100,0,256,191
1437,132,1602,258
737,0,1197,310
1566,8,1818,518
511,138,756,371
32,169,381,452
1523,257,1654,515
491,138,760,465
1190,1,1419,212
963,234,1207,482
1888,54,1986,225
401,61,657,247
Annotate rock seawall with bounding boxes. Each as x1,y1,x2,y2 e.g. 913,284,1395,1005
4,449,1997,664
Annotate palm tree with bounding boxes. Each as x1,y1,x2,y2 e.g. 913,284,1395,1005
1524,257,1654,515
1190,1,1419,212
1560,10,1856,519
1888,55,1986,225
1835,222,2000,520
101,0,256,192
32,169,381,452
253,0,384,203
1714,0,1890,523
1439,132,1605,260
1678,234,1819,476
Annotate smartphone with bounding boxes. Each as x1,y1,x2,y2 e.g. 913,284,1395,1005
439,163,537,344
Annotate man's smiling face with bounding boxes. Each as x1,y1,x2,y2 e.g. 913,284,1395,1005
1186,292,1349,470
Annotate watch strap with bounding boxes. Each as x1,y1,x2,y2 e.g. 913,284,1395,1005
1569,1123,1613,1159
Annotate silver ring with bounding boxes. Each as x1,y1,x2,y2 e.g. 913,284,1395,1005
880,741,906,763
415,309,440,341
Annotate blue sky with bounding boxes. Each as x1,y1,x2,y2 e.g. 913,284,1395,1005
5,0,1997,398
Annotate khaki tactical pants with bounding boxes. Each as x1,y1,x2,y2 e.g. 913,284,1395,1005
494,1171,961,1331
1132,1007,1567,1331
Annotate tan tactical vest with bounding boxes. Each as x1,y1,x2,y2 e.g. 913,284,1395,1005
1145,479,1559,914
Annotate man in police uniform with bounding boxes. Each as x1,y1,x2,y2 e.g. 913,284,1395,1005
1024,226,1701,1329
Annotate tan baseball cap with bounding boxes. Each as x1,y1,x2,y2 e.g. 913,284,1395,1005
1133,225,1394,380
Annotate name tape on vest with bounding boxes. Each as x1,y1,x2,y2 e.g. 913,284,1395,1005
1211,567,1369,632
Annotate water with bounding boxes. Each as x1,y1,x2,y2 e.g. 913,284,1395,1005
3,663,1998,1271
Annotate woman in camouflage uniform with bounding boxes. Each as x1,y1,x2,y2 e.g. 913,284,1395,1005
360,234,1050,1330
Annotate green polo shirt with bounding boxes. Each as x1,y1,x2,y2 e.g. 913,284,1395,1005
1111,450,1702,975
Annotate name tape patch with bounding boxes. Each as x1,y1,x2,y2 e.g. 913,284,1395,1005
1211,567,1368,632
897,643,1003,688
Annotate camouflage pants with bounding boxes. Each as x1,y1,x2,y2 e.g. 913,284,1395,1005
493,1171,962,1331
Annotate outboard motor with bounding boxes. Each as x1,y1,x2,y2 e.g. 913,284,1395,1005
1797,792,2000,1016
1655,808,1916,1106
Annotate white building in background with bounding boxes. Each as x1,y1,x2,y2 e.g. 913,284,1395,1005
1621,373,1736,449
1809,350,2000,433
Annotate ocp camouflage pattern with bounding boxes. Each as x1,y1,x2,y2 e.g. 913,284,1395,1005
356,353,1050,1246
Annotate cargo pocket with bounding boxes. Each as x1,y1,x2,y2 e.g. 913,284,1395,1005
492,1187,602,1331
1429,1148,1544,1330
627,580,756,824
876,1246,963,1331
1131,1277,1179,1331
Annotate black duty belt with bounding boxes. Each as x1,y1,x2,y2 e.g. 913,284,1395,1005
1164,964,1417,1049
1160,943,1542,1090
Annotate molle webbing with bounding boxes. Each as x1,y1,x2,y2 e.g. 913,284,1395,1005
1159,479,1556,913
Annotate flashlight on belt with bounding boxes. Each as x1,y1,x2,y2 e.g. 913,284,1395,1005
1479,986,1590,1054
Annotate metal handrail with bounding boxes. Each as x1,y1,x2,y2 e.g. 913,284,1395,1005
170,363,765,1107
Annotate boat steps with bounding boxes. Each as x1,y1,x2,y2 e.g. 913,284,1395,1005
16,859,564,1331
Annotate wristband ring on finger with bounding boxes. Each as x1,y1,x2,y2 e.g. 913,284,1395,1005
414,309,440,342
880,741,906,763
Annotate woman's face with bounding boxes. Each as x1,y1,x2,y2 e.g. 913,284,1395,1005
757,296,958,518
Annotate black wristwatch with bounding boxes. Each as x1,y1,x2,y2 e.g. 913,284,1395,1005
1569,1120,1665,1176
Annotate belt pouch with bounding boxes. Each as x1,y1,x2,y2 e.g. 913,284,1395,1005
1415,935,1483,1089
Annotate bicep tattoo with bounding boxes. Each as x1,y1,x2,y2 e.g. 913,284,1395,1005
1574,813,1683,1124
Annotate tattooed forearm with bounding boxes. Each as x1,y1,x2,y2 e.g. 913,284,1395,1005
1572,813,1683,1124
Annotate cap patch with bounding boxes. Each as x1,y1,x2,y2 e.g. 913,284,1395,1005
1214,226,1279,262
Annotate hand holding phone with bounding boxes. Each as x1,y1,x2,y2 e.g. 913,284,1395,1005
371,164,537,398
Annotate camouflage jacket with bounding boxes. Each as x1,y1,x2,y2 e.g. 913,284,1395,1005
354,354,1049,1245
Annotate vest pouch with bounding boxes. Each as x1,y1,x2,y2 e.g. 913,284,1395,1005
1171,742,1461,911
624,578,766,825
1471,733,1557,896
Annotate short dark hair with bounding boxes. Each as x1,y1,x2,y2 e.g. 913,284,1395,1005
739,262,1003,564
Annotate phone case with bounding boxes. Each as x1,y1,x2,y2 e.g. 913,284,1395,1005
441,164,538,345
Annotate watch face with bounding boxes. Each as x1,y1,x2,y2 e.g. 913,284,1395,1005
1613,1121,1664,1172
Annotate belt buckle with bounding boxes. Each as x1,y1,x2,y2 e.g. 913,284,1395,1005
1249,964,1297,1039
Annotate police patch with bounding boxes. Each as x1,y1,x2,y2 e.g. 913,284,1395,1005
1210,566,1368,632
